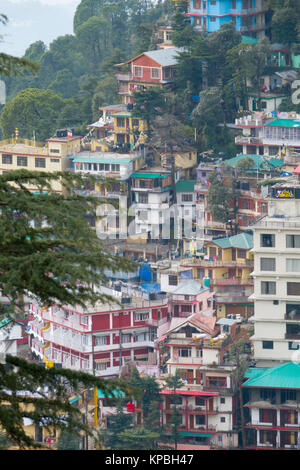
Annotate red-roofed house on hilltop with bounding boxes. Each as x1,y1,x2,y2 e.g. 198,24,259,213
115,47,182,104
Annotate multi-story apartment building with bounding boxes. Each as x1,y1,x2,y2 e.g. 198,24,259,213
243,362,300,449
167,279,215,319
157,285,239,448
0,130,80,192
115,47,182,104
235,112,300,157
27,289,168,378
250,177,300,363
181,233,254,318
131,169,174,237
187,0,267,38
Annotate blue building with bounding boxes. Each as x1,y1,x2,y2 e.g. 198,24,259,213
187,0,267,38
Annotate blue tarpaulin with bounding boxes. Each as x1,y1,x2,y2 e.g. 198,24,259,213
180,269,193,279
141,283,162,294
139,263,152,282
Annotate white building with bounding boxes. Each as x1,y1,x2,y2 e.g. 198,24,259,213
0,317,23,358
235,112,300,157
250,178,300,363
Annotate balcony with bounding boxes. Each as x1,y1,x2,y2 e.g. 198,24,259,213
116,73,133,82
235,136,262,146
235,117,267,127
285,333,300,340
180,258,253,268
211,278,253,286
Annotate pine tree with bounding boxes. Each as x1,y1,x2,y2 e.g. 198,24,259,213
0,170,134,448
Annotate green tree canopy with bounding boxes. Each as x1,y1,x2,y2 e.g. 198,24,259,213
0,88,65,141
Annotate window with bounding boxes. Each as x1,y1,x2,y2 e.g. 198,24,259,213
261,281,276,295
151,68,160,79
210,17,216,22
286,235,300,248
193,0,201,8
195,415,205,425
260,258,276,271
95,336,108,345
35,158,46,168
287,282,300,296
289,341,300,350
195,397,205,406
50,158,60,163
81,315,88,326
261,234,275,247
178,348,191,357
134,311,149,321
17,156,28,167
2,154,12,164
286,259,300,272
116,117,125,127
169,275,178,286
96,362,109,371
134,66,143,77
237,249,246,259
182,194,193,202
139,193,148,204
242,199,251,209
164,68,171,80
262,341,273,349
121,334,131,343
111,164,120,172
220,417,226,423
220,397,226,404
50,148,60,154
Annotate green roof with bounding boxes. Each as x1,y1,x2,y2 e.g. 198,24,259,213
243,362,300,389
0,317,12,329
97,388,126,399
180,432,212,437
131,172,170,179
266,119,300,128
225,154,284,171
241,35,259,44
212,232,253,250
176,180,196,192
244,368,268,380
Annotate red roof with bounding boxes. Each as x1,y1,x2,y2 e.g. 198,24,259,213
293,165,300,174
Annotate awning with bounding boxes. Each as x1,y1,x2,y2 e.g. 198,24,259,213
180,432,212,437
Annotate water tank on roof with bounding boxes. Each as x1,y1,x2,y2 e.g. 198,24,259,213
203,277,210,287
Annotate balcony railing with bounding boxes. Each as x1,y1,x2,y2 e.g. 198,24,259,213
180,258,253,268
116,73,133,82
235,136,262,146
211,278,253,286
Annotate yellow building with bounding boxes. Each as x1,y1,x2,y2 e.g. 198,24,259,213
112,111,148,149
181,233,254,318
0,132,81,193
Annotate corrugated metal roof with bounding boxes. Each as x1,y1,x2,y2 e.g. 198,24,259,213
225,154,284,170
144,47,183,66
212,232,253,250
243,363,300,389
266,119,300,128
171,280,206,295
176,180,196,192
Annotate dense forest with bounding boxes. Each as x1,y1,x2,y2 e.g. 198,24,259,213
1,0,300,155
